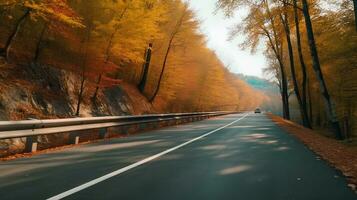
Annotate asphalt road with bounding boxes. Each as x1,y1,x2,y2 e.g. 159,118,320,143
0,113,355,200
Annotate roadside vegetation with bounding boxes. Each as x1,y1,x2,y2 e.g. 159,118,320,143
218,0,357,139
0,0,265,120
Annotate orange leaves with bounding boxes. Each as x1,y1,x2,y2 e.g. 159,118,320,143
84,57,121,87
95,76,122,88
87,57,119,73
0,0,266,114
25,0,84,28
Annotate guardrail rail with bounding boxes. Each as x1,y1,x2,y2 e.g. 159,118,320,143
0,111,235,155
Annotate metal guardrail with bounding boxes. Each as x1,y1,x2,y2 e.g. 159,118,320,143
0,111,234,153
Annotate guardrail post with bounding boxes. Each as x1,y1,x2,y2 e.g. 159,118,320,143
99,128,107,139
69,133,80,145
25,136,38,153
0,112,234,158
138,123,146,131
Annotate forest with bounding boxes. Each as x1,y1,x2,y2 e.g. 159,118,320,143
0,0,265,119
1,1,357,197
218,0,357,139
0,0,356,139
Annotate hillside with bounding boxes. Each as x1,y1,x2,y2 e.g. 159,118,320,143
235,74,279,94
0,0,266,120
233,74,282,115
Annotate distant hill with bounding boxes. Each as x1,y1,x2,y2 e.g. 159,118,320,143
235,74,282,115
235,74,279,94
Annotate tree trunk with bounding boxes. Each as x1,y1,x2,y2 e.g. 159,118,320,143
280,11,311,128
138,43,153,93
265,31,290,119
301,0,343,139
33,22,48,64
279,58,290,120
139,47,148,82
0,9,30,61
92,6,129,101
149,8,187,102
353,0,357,31
293,0,310,126
92,73,102,101
75,76,86,116
149,38,173,102
271,41,289,120
308,77,313,125
92,31,115,101
264,0,290,119
75,19,93,116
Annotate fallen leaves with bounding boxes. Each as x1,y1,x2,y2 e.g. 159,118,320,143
269,113,357,192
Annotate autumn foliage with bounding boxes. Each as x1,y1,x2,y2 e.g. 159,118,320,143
218,0,357,138
0,0,265,116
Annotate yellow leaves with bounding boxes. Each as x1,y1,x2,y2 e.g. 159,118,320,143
93,0,167,66
0,0,20,7
23,0,84,28
0,0,265,112
50,12,83,28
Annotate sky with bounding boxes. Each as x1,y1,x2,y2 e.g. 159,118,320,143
186,0,267,78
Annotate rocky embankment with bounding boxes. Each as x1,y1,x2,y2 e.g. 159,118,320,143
0,61,155,156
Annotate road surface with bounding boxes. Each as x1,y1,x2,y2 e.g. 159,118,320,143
0,113,355,200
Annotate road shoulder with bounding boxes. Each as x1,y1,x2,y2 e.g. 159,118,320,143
268,113,357,192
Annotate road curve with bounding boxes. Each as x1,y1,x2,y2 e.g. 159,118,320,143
0,113,355,200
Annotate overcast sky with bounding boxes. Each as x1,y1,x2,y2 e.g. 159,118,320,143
186,0,267,78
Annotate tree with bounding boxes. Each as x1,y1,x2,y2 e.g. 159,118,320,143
264,0,291,120
91,0,166,100
149,3,194,102
292,0,310,126
91,1,130,101
0,0,267,119
218,0,291,119
301,0,343,139
33,22,48,64
0,0,83,61
138,43,153,93
279,1,311,128
353,0,357,31
75,22,92,117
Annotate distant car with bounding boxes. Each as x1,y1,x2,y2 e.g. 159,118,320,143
254,108,261,113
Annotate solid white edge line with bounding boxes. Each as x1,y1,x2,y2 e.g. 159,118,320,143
47,113,249,200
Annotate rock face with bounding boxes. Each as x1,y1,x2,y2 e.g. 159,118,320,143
0,63,154,119
0,63,155,156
